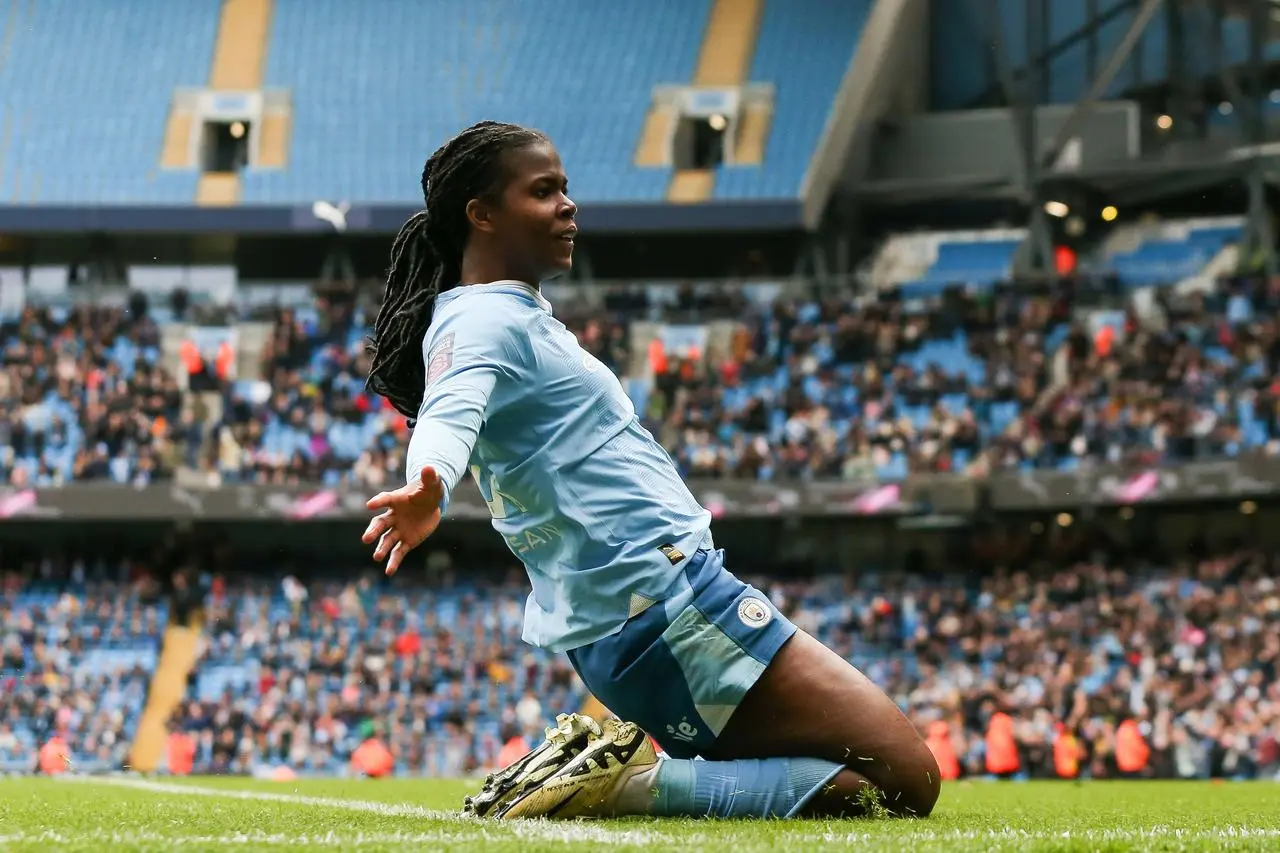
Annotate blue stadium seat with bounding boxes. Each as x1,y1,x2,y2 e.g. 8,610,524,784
895,238,1021,297
1108,223,1242,288
0,0,221,203
1,0,873,205
715,0,870,200
240,0,711,204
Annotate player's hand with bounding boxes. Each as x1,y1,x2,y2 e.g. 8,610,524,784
362,465,445,576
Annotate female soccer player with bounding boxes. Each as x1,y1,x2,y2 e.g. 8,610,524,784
361,121,940,820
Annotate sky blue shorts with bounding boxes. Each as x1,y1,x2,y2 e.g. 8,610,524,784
567,548,797,759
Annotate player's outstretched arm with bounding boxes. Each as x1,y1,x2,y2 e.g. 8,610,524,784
363,362,492,576
361,292,526,574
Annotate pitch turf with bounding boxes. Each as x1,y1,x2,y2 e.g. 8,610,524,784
0,775,1277,851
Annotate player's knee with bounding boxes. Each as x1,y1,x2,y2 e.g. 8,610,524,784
859,740,940,818
908,767,941,817
887,744,941,818
809,758,938,820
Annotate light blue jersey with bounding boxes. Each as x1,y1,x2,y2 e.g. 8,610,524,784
405,281,712,652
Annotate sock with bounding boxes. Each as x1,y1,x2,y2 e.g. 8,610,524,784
632,757,843,818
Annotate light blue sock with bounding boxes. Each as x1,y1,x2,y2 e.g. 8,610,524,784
650,757,843,818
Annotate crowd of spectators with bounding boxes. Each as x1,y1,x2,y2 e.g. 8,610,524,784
0,555,165,773
192,287,632,488
1,531,1276,781
10,274,1278,490
206,292,406,487
986,280,1280,471
655,276,1280,481
0,303,190,487
172,560,580,777
806,536,1280,781
6,226,1277,785
148,535,1279,781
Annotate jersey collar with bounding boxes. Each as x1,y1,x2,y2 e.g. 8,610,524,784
436,281,553,315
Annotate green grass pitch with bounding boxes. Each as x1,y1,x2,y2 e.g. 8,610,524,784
0,775,1277,851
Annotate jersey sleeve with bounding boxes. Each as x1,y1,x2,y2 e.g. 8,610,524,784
403,297,527,516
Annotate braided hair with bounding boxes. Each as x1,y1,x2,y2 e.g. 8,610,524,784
366,121,547,419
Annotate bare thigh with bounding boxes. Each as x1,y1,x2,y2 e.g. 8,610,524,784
705,630,941,817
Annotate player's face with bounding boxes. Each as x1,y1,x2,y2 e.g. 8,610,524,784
493,141,577,281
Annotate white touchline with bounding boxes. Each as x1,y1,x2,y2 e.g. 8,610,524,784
58,775,452,819
51,777,1280,847
0,830,517,847
54,777,665,845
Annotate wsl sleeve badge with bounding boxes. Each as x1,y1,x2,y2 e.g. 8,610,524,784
426,333,455,385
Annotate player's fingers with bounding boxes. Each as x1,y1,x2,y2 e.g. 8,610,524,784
419,465,440,488
386,540,410,576
361,511,392,545
367,488,413,510
374,529,401,562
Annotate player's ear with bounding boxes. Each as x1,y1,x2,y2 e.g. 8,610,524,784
466,198,496,234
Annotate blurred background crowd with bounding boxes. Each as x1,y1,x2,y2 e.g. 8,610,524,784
7,274,1280,491
3,529,1277,781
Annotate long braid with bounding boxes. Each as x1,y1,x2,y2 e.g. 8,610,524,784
366,121,546,419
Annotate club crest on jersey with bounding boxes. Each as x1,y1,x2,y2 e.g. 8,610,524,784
737,597,772,629
426,333,455,384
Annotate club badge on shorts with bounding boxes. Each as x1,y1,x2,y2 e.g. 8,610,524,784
737,596,772,629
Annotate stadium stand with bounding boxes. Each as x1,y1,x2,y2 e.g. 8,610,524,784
1103,218,1245,289
6,259,1279,487
714,0,870,199
194,269,1274,485
0,305,188,487
183,574,582,776
3,267,1277,791
686,273,1280,477
0,0,222,204
0,0,867,205
4,530,1277,781
0,563,165,773
868,229,1028,296
151,541,1280,780
240,0,712,204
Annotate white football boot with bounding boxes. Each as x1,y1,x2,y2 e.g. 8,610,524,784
493,719,661,820
463,713,602,818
